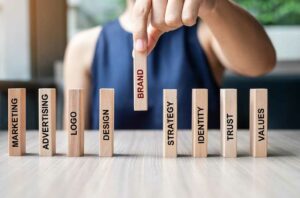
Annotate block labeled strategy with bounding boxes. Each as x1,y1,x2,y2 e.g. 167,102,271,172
163,89,177,158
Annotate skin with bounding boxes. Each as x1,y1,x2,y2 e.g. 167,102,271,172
64,0,276,128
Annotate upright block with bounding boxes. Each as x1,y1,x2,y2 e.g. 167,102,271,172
163,89,177,158
250,89,268,157
39,88,56,156
220,89,237,158
67,89,84,157
8,88,26,156
192,89,208,157
133,50,148,111
99,89,114,157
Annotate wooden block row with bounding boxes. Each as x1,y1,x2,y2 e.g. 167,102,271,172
7,88,267,158
163,88,268,158
8,88,115,157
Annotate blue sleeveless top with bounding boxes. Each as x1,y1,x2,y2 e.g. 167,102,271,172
91,20,220,129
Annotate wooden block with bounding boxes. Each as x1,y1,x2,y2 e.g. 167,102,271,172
220,89,237,158
67,89,84,157
133,50,148,111
99,89,114,157
8,88,26,156
250,89,268,157
192,89,208,157
163,89,177,158
39,88,56,156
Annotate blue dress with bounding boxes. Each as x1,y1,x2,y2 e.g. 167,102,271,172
91,20,220,129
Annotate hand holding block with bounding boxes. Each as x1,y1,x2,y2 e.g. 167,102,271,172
133,50,148,111
99,89,114,157
192,89,208,157
250,89,268,157
39,89,56,156
67,89,84,157
8,88,26,156
163,89,177,158
220,89,237,158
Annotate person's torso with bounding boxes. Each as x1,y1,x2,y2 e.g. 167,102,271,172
91,19,220,129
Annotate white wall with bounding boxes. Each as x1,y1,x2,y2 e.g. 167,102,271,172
0,0,4,76
1,0,31,80
266,26,300,61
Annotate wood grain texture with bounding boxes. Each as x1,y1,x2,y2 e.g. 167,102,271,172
0,130,299,198
133,50,148,111
8,88,26,156
66,89,84,157
192,89,208,157
250,89,268,157
39,88,56,156
163,89,177,158
220,89,237,157
99,89,114,157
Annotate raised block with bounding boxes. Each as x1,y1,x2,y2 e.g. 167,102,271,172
163,89,177,158
133,50,148,111
67,89,84,157
250,89,268,157
39,88,56,156
220,89,237,158
8,88,26,156
99,89,114,157
192,89,208,157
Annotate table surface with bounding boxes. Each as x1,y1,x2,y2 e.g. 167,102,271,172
0,130,299,198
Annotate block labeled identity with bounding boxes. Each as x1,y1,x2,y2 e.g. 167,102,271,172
8,88,26,156
39,88,56,156
250,89,268,157
163,89,177,158
220,89,237,158
192,89,208,157
67,89,84,157
99,89,114,157
133,50,148,111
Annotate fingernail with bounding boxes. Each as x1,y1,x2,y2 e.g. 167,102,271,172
135,39,146,51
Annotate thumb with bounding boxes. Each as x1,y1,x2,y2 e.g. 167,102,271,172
147,24,164,55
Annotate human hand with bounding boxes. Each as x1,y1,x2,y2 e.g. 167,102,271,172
132,0,217,54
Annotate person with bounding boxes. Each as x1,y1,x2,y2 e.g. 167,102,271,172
64,0,276,129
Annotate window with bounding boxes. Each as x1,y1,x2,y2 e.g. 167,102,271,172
67,0,125,39
236,0,300,25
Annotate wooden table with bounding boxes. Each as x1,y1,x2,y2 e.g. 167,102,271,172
0,130,299,198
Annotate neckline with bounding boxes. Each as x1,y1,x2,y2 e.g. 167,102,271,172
117,18,132,35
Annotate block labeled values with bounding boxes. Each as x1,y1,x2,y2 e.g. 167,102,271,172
99,89,114,157
220,89,237,158
8,88,26,156
39,88,56,156
163,89,177,158
133,50,148,111
250,89,268,157
192,89,208,157
67,89,84,157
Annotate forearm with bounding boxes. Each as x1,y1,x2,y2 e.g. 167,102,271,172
200,0,276,76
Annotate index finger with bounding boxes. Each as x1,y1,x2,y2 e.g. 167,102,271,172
132,0,152,52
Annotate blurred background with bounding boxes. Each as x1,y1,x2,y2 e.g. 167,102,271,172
0,0,299,130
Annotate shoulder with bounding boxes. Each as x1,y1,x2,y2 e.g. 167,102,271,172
64,26,102,71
